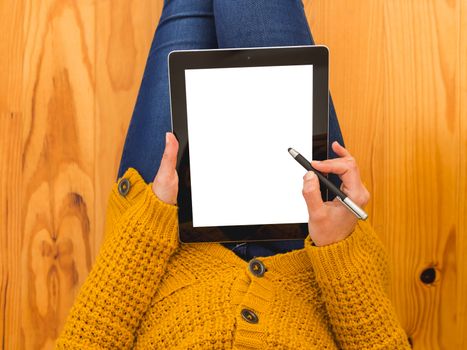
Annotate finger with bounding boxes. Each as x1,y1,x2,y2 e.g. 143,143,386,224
302,171,324,214
311,157,361,190
331,141,351,157
157,132,179,177
313,158,370,207
311,157,358,176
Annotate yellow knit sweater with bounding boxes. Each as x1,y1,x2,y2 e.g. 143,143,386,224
56,167,410,349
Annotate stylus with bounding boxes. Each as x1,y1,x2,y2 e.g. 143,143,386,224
288,148,368,220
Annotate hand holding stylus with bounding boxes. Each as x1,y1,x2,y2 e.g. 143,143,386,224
301,141,370,246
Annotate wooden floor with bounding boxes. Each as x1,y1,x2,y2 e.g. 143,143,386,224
1,0,466,349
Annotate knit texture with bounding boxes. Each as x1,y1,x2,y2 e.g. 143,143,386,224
55,167,410,349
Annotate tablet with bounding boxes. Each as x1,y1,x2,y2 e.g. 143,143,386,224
168,46,329,243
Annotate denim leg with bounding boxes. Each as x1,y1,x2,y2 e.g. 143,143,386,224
117,0,217,183
213,0,345,191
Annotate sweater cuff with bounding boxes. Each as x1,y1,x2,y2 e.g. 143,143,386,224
304,220,383,283
108,167,179,248
110,167,150,212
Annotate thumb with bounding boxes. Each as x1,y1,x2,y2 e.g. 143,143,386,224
152,132,179,205
302,171,324,214
158,132,179,176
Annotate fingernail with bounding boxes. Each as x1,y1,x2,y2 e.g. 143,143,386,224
166,132,170,145
311,160,321,164
305,171,315,180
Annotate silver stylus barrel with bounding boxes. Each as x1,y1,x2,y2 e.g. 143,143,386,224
337,197,368,220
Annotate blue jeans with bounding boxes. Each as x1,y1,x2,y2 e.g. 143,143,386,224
117,0,345,261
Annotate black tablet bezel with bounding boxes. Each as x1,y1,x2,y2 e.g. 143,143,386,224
168,46,329,243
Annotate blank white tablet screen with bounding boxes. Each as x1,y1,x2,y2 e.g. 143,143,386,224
184,65,313,227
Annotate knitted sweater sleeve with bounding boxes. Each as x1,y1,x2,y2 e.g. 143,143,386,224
304,220,411,350
55,168,179,349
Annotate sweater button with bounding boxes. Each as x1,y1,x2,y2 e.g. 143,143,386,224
118,178,131,196
241,309,259,324
248,259,266,277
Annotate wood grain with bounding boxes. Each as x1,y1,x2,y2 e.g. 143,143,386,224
0,0,465,349
19,1,96,348
457,0,467,347
1,0,26,348
382,2,458,347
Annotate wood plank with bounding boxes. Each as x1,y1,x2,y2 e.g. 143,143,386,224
457,0,467,347
19,0,96,348
0,0,25,348
383,2,459,348
94,0,162,250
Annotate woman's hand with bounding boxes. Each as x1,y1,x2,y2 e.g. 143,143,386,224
152,132,179,205
302,141,370,247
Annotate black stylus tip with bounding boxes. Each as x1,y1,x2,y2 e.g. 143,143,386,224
288,147,291,152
